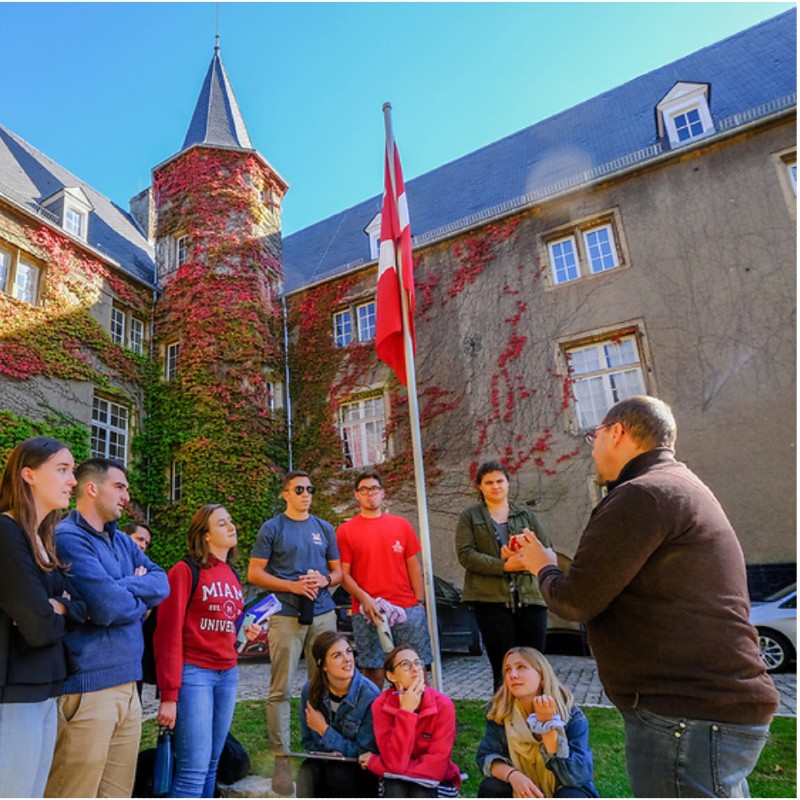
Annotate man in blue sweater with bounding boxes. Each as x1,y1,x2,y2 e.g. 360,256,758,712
45,459,169,798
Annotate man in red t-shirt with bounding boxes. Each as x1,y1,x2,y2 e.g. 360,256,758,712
337,470,432,688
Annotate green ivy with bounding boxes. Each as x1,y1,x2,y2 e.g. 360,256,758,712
0,408,91,469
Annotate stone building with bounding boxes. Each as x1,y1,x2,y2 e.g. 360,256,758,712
0,11,795,581
281,9,797,586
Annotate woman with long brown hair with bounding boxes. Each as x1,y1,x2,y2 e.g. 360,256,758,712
0,436,84,797
297,630,380,797
154,504,260,798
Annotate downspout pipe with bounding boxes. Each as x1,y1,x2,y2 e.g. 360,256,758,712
281,292,293,471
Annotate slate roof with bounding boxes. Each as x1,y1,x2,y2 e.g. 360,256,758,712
0,124,156,285
282,9,796,294
182,44,253,151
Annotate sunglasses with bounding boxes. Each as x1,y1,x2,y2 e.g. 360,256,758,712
291,485,316,495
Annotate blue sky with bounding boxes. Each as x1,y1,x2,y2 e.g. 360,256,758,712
0,2,793,235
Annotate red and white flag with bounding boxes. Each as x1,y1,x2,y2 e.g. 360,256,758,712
375,136,415,386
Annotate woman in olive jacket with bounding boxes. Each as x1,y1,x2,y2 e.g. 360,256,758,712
455,460,552,689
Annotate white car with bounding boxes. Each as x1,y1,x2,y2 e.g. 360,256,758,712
749,582,796,673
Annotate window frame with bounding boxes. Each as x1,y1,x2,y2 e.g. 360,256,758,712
338,394,387,469
356,300,376,342
110,306,126,346
333,309,354,347
170,460,184,502
176,235,189,267
165,341,180,380
64,205,87,239
91,395,130,466
541,211,627,289
0,243,44,306
129,317,145,355
559,325,651,432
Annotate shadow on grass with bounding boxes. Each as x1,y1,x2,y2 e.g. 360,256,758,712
141,699,796,798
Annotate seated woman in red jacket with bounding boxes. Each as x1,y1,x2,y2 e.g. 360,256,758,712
358,645,461,798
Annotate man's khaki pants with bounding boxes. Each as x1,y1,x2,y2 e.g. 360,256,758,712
267,611,336,754
45,682,141,798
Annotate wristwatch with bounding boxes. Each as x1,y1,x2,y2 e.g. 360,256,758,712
325,574,332,586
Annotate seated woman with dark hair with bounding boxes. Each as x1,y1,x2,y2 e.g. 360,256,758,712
476,647,598,798
359,645,461,798
298,630,381,798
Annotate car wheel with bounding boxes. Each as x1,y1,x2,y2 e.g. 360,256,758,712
757,628,794,673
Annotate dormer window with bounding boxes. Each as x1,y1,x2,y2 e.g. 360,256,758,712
64,206,86,238
41,187,93,242
656,82,714,149
365,213,382,261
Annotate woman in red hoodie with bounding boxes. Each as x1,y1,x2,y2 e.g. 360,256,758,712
358,645,461,798
154,504,260,798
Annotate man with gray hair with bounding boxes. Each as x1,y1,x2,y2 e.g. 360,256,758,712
518,395,778,798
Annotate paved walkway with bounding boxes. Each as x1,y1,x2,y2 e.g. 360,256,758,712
142,652,796,719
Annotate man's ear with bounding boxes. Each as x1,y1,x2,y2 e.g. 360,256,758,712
84,481,98,499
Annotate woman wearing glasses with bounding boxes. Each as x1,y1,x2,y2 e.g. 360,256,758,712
455,460,553,691
298,631,381,797
359,645,461,798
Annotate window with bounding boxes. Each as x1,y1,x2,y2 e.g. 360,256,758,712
266,380,276,412
544,216,624,286
91,396,129,465
176,236,189,267
339,396,386,468
673,108,705,142
110,307,126,346
788,162,798,196
548,237,580,284
583,225,619,274
64,206,86,239
0,246,42,305
0,249,9,291
13,259,39,304
170,461,184,502
165,342,180,380
565,333,647,429
130,317,145,355
656,82,714,149
334,310,353,347
365,213,382,260
356,301,376,342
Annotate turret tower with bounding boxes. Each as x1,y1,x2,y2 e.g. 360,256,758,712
142,41,289,554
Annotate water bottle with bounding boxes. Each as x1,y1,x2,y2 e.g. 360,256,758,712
298,570,315,625
153,725,173,797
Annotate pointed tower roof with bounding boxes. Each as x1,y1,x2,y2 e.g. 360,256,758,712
182,40,253,151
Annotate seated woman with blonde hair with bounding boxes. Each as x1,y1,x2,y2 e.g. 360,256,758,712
476,647,598,798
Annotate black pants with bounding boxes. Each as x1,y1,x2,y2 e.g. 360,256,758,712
381,778,438,798
296,759,378,798
478,776,595,797
473,602,548,690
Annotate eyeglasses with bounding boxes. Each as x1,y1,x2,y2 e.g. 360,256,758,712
356,486,383,495
584,423,617,444
391,658,424,672
291,485,316,495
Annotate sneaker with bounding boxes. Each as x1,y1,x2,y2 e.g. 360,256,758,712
271,755,294,797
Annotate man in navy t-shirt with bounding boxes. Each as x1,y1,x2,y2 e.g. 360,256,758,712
248,470,341,795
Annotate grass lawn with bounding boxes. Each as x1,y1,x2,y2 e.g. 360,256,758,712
142,700,796,797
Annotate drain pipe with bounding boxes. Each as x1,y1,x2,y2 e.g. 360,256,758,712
281,292,293,471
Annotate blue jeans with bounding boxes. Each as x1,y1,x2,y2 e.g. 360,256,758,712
172,664,239,798
621,708,770,797
0,698,57,797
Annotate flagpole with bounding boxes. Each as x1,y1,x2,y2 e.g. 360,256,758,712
382,102,443,692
